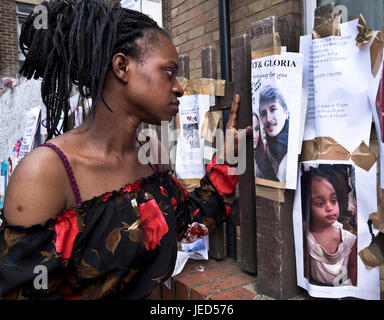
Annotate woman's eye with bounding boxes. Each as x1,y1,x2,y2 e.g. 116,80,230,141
166,70,174,78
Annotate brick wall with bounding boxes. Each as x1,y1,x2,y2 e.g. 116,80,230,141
0,0,18,78
0,0,170,79
162,0,172,37
171,0,301,79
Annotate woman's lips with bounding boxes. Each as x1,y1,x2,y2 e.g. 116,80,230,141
170,104,179,113
170,101,179,113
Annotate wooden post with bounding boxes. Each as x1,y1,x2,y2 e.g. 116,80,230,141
250,16,301,299
233,34,257,273
201,46,226,260
177,56,190,79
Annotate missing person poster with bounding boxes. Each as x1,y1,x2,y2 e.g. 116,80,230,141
175,94,212,180
293,18,382,299
251,52,304,189
293,161,379,299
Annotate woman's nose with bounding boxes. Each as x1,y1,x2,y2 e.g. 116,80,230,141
173,78,184,97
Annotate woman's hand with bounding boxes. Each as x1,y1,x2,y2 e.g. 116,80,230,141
220,94,253,163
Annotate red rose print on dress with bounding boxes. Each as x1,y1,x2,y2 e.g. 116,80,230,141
54,209,79,260
206,155,238,196
138,199,169,250
123,180,142,193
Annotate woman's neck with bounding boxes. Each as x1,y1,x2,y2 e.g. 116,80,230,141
75,100,141,158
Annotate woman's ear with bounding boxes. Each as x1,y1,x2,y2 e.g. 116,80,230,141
111,53,130,83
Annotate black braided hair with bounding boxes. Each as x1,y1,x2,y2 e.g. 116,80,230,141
19,0,164,139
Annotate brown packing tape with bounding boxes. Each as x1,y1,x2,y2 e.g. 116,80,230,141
300,138,378,171
312,22,341,39
358,232,384,269
255,184,285,203
251,32,281,60
370,32,384,78
312,5,341,39
176,77,190,92
255,177,286,190
195,78,225,97
359,246,383,269
300,137,350,162
370,211,384,234
200,110,222,143
178,178,201,192
181,78,226,96
351,141,377,171
354,14,374,49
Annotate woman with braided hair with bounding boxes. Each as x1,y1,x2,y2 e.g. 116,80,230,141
0,0,250,299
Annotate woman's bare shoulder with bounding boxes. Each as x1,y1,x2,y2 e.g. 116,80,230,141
3,145,71,227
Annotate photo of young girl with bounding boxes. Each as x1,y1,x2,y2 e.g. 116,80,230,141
301,163,358,287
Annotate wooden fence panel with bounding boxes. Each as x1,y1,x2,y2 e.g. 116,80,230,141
233,34,258,273
250,16,300,299
201,46,226,260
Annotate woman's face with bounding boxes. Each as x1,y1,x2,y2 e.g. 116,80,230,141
310,178,339,228
253,114,260,149
125,31,184,124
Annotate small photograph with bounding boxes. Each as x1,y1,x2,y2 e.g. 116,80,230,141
183,123,200,148
300,163,357,287
253,85,290,182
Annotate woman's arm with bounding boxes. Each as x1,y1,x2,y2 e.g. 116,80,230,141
3,147,70,227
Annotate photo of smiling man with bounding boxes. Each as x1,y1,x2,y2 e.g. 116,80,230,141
258,85,289,183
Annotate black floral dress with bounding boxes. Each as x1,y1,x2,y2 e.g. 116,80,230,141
0,155,237,300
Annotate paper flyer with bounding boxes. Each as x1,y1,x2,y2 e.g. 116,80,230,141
120,0,141,11
293,161,380,299
293,18,381,300
18,106,41,162
301,19,373,152
251,52,304,189
175,94,212,179
368,60,384,189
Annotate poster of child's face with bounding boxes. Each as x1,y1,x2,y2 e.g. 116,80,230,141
300,163,358,287
183,123,200,149
252,85,290,184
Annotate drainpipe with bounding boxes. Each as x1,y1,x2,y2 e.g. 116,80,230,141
219,0,232,82
218,0,236,260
